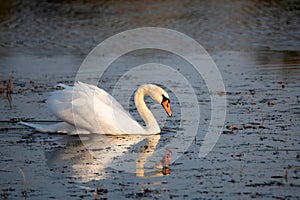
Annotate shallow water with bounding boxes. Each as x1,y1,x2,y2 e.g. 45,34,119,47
0,0,300,199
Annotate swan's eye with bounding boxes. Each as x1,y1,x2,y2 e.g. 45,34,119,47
161,95,172,117
162,94,169,103
162,94,170,108
161,96,170,107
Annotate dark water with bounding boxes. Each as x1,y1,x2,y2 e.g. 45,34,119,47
0,0,300,199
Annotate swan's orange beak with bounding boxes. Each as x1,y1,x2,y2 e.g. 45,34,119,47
161,99,172,117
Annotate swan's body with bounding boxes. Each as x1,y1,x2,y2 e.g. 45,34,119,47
21,82,171,135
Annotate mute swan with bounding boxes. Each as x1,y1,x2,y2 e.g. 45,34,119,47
21,82,172,135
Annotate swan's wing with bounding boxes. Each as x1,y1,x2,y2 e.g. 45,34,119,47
78,82,125,112
93,94,144,134
84,82,145,134
20,121,89,134
47,82,144,134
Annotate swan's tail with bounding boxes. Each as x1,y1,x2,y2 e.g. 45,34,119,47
20,121,85,135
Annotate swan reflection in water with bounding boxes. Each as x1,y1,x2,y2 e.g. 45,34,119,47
46,133,172,182
20,81,178,180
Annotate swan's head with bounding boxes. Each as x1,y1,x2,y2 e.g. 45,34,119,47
144,84,172,117
161,93,172,117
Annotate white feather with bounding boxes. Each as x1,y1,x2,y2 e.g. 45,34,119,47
21,82,170,135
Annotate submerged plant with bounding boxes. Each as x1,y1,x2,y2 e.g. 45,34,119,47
1,165,27,198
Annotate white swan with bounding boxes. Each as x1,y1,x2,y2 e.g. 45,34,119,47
21,82,172,135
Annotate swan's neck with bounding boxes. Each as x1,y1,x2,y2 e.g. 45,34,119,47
134,86,160,134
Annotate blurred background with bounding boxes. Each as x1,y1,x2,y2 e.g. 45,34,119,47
0,0,299,54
